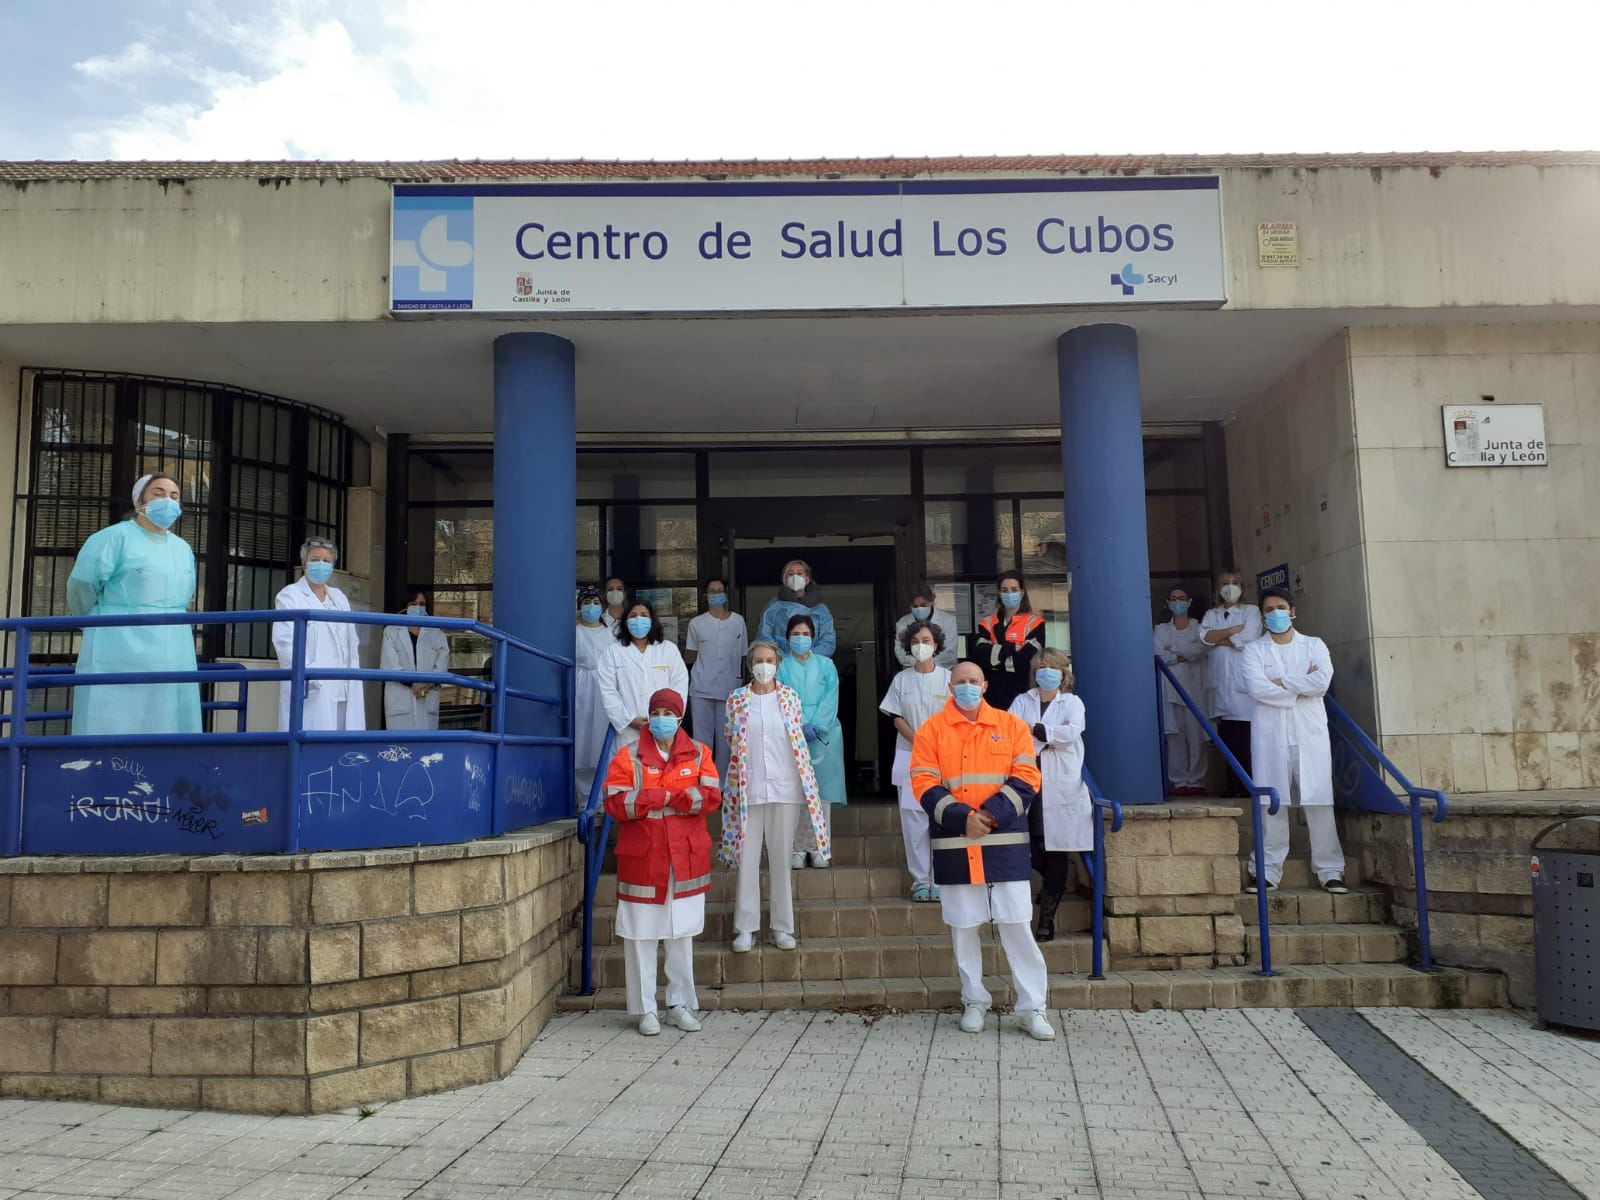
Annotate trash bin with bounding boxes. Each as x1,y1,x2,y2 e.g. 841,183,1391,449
1532,816,1600,1032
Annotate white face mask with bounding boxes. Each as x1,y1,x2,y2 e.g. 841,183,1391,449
786,573,808,593
605,589,625,606
1220,584,1242,605
910,643,935,663
751,662,777,684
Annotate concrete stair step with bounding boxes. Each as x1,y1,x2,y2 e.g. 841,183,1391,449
1232,853,1367,889
557,963,1506,1014
1244,922,1410,966
574,932,1100,991
592,866,924,905
587,894,1092,947
592,832,911,873
1237,886,1389,926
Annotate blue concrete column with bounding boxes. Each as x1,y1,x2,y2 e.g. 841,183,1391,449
493,333,576,737
1057,324,1164,805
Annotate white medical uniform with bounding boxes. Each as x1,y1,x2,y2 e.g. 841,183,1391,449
734,689,804,937
618,871,705,1017
1007,689,1091,851
272,577,365,732
878,665,951,888
891,609,961,670
686,609,746,783
1242,631,1345,886
598,639,690,750
380,625,450,731
573,621,616,801
1154,618,1209,788
941,881,1048,1015
1200,603,1263,721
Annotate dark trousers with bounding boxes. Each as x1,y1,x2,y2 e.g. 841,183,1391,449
1028,799,1071,895
1216,719,1253,797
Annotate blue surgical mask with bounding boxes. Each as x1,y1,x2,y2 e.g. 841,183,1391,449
649,715,679,740
788,634,812,656
580,604,603,624
627,616,653,639
142,497,181,530
1169,600,1190,616
305,560,334,585
1036,668,1063,692
911,606,931,621
953,682,984,709
1000,591,1022,610
1264,609,1293,635
406,605,427,618
707,593,727,608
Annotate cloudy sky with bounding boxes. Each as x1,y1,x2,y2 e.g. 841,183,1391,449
0,0,1592,162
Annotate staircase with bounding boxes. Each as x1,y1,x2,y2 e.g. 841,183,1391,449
559,801,1507,1013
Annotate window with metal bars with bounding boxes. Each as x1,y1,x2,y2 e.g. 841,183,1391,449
15,370,354,672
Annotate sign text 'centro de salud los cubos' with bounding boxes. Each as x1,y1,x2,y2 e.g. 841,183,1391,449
389,178,1225,314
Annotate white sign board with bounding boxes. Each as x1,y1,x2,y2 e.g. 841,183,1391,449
1442,404,1548,467
390,179,1226,314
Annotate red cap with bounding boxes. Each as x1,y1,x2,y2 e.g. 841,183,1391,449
647,688,685,718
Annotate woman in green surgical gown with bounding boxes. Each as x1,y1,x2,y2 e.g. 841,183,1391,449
66,472,202,735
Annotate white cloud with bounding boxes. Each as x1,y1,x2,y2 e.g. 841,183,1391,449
67,0,1600,161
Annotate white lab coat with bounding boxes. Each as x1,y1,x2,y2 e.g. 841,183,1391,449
1200,604,1263,721
892,609,960,670
379,624,450,730
1008,689,1091,851
272,577,365,732
574,621,615,799
598,639,690,750
1153,619,1208,709
1242,632,1334,807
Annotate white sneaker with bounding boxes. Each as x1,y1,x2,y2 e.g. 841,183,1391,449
959,1004,986,1034
666,1005,702,1033
791,852,807,870
807,852,832,868
771,931,797,951
638,1012,660,1036
1018,1011,1056,1041
732,932,754,953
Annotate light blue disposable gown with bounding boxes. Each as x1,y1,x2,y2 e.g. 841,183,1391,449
758,595,837,658
778,651,847,806
66,521,201,735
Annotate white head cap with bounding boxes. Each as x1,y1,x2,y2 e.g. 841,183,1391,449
132,474,155,509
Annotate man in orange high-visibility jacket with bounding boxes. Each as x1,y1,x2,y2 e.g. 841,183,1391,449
911,661,1055,1040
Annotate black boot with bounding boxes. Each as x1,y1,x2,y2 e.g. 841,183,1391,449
1035,890,1063,943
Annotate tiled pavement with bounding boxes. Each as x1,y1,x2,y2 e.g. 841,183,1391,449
3,1008,1600,1200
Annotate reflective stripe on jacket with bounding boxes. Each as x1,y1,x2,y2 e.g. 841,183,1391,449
909,698,1041,886
603,731,722,905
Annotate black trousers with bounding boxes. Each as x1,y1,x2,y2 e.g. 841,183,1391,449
1028,799,1071,895
1216,719,1253,797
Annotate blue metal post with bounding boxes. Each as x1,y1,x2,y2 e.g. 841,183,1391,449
1057,324,1163,806
493,334,576,739
285,618,307,855
4,629,29,855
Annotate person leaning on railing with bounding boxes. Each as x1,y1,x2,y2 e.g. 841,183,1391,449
65,472,201,735
271,538,365,732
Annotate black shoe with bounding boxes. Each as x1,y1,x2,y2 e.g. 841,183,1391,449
1243,879,1277,894
1034,890,1062,943
1322,877,1349,894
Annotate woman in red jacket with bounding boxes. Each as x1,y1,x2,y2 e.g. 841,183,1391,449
603,688,722,1036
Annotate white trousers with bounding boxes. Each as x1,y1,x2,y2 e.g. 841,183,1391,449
735,802,799,936
951,922,1048,1014
1164,703,1208,787
1251,756,1346,885
690,696,731,786
623,935,697,1016
898,808,931,888
796,802,832,855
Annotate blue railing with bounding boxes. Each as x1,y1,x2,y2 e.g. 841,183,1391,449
1080,765,1124,980
1155,657,1282,977
1325,695,1446,972
575,727,619,997
0,609,573,857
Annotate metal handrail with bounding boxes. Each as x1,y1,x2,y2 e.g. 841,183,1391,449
577,727,619,996
0,609,573,857
1155,656,1282,977
1324,695,1446,972
1080,765,1124,980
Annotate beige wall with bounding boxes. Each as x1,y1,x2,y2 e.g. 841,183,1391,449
1350,324,1600,792
1224,333,1377,731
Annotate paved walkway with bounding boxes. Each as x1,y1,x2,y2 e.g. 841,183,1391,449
4,1008,1600,1200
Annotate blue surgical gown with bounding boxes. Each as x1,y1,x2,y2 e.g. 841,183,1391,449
758,598,837,658
778,652,847,806
66,522,201,735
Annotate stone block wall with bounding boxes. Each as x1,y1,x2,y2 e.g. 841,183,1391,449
1103,803,1247,970
0,821,579,1113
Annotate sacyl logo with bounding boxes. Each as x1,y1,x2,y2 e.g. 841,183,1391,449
392,195,474,310
395,216,473,293
1110,263,1145,296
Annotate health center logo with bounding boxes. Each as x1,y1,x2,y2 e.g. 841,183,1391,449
1110,263,1145,296
392,196,474,310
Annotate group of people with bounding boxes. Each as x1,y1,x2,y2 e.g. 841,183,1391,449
67,473,454,736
